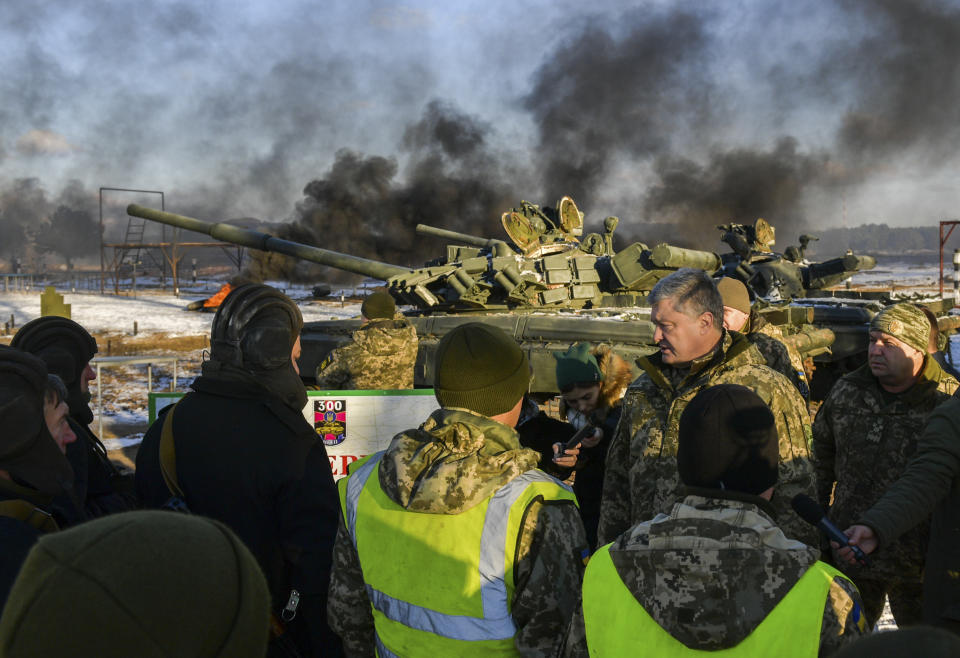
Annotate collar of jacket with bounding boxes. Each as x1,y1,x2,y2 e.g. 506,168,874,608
192,364,309,434
0,475,53,509
680,485,778,520
636,330,757,393
378,407,542,513
352,317,412,340
846,354,949,405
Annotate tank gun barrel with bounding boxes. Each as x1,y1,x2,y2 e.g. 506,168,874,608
648,244,721,272
127,204,410,280
803,253,877,290
415,224,507,249
783,327,835,356
937,315,960,334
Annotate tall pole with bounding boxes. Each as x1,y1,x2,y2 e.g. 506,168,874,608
99,190,105,294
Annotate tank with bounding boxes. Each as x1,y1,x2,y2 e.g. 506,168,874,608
126,201,954,399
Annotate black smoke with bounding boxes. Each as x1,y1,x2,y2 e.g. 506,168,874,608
0,178,99,267
247,101,521,282
7,0,960,273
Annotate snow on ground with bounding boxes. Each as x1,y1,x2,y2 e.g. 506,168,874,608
848,261,939,289
0,288,364,337
0,284,366,450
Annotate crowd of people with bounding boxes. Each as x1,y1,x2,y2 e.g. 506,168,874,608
0,272,959,656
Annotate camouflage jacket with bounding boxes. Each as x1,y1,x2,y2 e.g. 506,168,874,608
327,408,588,657
597,330,817,547
315,317,417,390
813,356,958,581
561,491,866,657
752,317,810,401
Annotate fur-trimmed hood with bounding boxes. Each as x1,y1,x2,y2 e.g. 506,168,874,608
559,344,633,421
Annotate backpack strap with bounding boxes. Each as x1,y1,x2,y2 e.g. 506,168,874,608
0,500,59,533
159,403,186,500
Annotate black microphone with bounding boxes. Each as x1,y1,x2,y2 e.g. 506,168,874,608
790,494,870,567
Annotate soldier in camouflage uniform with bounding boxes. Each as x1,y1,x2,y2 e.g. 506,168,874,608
814,303,958,627
315,290,418,390
598,269,817,547
328,323,588,657
562,385,866,657
717,276,810,401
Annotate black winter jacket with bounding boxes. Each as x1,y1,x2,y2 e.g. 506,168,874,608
0,480,56,610
859,394,960,632
136,374,342,656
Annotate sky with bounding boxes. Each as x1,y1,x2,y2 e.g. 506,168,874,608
2,0,960,266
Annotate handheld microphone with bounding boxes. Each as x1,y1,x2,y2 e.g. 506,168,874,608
790,494,870,567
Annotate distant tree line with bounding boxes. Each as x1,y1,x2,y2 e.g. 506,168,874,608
801,224,940,255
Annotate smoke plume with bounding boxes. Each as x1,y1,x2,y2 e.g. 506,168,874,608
5,0,960,275
247,101,520,281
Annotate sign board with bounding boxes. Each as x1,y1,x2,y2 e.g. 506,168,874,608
148,390,439,480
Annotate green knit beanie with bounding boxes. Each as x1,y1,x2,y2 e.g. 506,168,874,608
870,302,931,355
716,277,751,315
0,511,271,658
434,323,529,416
361,290,396,320
554,342,603,392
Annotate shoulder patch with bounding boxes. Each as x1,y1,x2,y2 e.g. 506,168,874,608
317,354,333,373
852,600,866,633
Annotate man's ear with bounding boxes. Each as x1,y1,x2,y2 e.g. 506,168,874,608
698,312,715,334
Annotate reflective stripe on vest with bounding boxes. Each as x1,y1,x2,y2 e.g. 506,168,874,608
342,451,576,654
582,543,851,657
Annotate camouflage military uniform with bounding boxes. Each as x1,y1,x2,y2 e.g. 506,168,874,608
562,492,866,656
753,316,810,400
315,317,417,390
813,356,958,626
327,408,588,657
597,331,817,547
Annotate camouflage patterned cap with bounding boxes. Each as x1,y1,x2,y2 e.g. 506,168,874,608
870,303,931,355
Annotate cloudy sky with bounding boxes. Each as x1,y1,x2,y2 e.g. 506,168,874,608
2,0,959,258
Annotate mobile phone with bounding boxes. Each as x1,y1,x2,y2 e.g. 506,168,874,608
563,424,596,452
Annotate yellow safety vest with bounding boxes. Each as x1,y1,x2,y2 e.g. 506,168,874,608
582,543,851,657
341,451,577,657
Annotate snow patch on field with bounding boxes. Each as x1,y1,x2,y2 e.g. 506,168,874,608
0,290,363,336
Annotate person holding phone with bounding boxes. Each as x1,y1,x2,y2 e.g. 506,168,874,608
555,342,632,550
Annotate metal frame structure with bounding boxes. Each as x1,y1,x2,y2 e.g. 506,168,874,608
99,187,244,295
99,187,165,293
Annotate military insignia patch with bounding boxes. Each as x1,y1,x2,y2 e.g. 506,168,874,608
317,354,333,373
314,399,347,445
852,601,866,633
